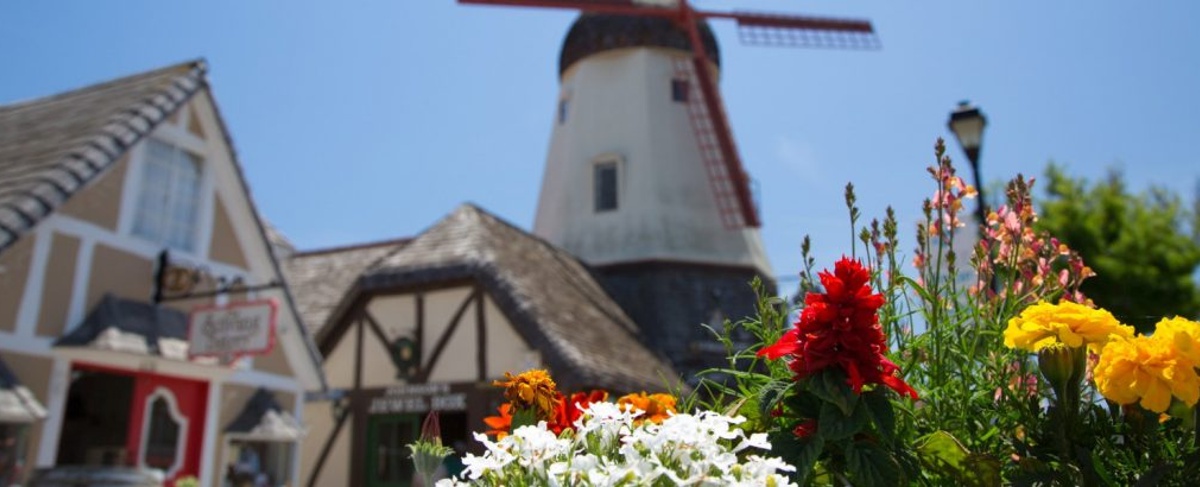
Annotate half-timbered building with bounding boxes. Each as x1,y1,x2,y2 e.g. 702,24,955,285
0,60,326,486
284,204,679,487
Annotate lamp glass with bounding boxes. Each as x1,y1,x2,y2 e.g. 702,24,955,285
949,111,986,151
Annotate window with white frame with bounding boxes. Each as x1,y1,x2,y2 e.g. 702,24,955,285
132,138,203,252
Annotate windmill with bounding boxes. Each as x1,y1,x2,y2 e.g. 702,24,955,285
462,0,877,229
461,0,879,381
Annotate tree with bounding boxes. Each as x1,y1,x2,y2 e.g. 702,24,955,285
1036,164,1200,333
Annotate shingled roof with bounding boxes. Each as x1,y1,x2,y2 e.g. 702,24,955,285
282,238,410,336
1,60,329,390
0,60,206,255
356,204,680,393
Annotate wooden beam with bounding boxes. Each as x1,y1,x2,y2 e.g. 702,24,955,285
353,314,365,389
416,293,425,379
363,311,390,352
476,286,487,381
417,288,479,383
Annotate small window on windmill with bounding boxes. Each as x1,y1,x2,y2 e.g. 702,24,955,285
671,79,689,103
558,98,569,125
594,160,619,212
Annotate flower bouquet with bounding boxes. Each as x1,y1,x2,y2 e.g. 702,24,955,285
431,370,799,486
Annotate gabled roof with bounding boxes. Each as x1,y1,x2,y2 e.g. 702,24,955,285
356,204,680,393
0,60,206,255
283,238,410,336
1,60,328,391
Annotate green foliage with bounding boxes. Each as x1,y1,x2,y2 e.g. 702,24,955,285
914,430,1000,486
1038,164,1200,332
696,285,912,486
688,141,1200,486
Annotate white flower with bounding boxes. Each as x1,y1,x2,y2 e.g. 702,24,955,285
445,408,796,486
733,432,771,453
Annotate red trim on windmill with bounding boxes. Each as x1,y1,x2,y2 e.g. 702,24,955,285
460,0,879,228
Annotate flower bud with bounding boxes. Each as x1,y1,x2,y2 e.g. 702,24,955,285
1037,345,1085,405
409,412,453,485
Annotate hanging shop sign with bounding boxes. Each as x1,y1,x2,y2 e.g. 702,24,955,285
367,383,468,415
188,300,278,359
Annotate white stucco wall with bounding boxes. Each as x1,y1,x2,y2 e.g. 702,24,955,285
534,47,772,276
485,296,539,375
324,326,358,388
339,286,538,385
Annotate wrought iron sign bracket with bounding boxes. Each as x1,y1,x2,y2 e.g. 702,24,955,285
152,249,283,303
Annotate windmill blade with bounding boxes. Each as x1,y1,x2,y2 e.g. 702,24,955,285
458,0,674,17
724,11,880,50
672,57,760,229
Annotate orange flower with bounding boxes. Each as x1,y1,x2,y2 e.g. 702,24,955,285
483,403,513,439
493,369,560,420
617,392,677,423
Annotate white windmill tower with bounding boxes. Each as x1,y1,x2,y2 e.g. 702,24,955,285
462,0,879,381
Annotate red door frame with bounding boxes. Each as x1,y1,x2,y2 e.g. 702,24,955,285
71,363,209,485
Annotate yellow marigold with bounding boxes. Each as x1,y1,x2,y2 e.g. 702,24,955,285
1003,301,1133,353
493,369,560,420
616,392,677,424
1151,317,1200,366
1094,336,1200,413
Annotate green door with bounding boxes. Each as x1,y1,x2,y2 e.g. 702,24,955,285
366,414,421,487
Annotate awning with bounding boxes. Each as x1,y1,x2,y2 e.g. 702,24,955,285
0,354,47,423
55,294,213,364
225,388,306,441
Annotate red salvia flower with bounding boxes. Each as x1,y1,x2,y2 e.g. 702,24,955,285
759,257,918,400
793,419,818,438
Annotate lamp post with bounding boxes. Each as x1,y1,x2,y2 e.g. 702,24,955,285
947,101,988,239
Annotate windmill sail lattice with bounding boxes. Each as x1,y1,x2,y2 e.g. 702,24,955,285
734,11,880,50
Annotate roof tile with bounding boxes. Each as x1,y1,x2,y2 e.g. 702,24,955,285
0,59,206,254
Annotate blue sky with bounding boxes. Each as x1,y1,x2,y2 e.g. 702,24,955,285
2,1,1197,287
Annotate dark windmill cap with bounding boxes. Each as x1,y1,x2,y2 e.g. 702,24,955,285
559,13,720,77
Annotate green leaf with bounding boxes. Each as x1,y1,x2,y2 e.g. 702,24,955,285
769,430,824,485
1080,447,1116,487
914,430,969,473
784,388,822,419
807,368,858,416
862,388,896,445
818,399,868,441
963,454,1002,487
844,440,902,487
510,407,538,431
913,431,1000,487
757,379,791,418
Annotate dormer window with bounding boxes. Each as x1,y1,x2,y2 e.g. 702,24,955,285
132,138,203,252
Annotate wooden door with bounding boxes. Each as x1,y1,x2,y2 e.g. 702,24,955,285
366,414,421,487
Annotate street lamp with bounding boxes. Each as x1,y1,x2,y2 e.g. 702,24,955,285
947,101,988,238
